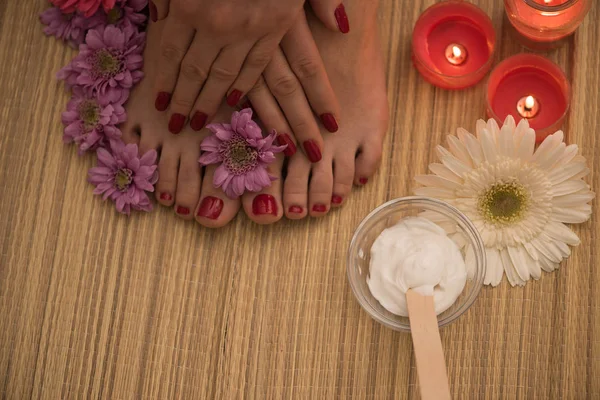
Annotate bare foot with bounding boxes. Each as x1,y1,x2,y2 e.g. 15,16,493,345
121,23,240,227
241,1,388,224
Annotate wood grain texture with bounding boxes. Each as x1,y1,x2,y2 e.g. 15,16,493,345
1,0,599,398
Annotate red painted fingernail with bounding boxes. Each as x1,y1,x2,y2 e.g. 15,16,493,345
176,205,190,215
288,205,303,214
190,111,208,131
252,194,277,216
320,113,339,133
159,192,172,201
197,196,223,219
149,1,157,22
334,4,350,34
169,113,186,134
303,140,322,163
312,204,327,213
276,133,297,157
226,89,243,107
155,92,171,111
331,195,343,205
359,177,368,185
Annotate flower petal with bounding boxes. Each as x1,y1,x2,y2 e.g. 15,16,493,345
198,151,221,166
415,174,461,191
479,128,498,164
547,162,588,185
507,245,531,283
544,221,581,246
499,247,525,287
428,163,462,183
456,128,484,166
485,247,503,286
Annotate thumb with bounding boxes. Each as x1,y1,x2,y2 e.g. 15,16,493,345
308,0,350,34
149,0,170,22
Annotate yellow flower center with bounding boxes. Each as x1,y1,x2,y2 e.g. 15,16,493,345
106,6,122,24
78,100,100,131
92,49,123,79
115,168,133,191
478,181,529,225
221,135,258,175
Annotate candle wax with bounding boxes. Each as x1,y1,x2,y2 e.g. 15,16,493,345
491,68,566,132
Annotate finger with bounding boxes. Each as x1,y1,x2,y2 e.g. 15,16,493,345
281,13,340,133
191,42,252,127
149,0,169,22
168,36,221,134
308,0,349,33
226,33,281,108
246,77,297,158
264,49,323,163
153,16,195,113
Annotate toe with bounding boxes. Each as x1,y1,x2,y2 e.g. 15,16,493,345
155,141,178,207
283,155,310,219
242,157,284,225
308,156,334,217
331,150,355,207
195,164,241,228
174,143,202,220
354,141,383,186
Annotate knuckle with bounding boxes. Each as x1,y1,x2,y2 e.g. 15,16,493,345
170,96,194,110
291,57,321,81
271,75,299,98
210,64,238,82
247,77,267,95
247,51,272,69
180,62,208,82
161,44,185,64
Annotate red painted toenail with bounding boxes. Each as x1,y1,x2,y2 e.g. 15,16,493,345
359,177,368,185
160,192,172,201
226,90,243,107
320,113,339,133
190,111,208,131
253,194,277,216
197,196,223,219
303,140,322,163
169,113,186,134
331,195,343,205
149,1,157,22
276,134,297,157
334,4,350,34
176,205,190,215
288,205,303,214
312,204,327,213
155,92,171,111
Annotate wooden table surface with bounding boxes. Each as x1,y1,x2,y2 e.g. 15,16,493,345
1,0,599,398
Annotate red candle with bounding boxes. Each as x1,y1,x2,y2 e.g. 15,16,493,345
487,54,570,143
504,0,592,48
412,1,496,90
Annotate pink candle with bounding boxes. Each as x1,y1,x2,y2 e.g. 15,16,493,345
412,1,496,90
487,54,570,143
504,0,592,48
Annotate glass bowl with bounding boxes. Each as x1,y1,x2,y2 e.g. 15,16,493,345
347,197,486,332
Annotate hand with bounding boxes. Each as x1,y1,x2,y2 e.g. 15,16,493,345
150,0,349,134
245,12,342,163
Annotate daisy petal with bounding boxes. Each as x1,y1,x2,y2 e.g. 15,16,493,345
415,175,461,191
544,221,581,246
547,162,588,185
551,180,589,197
500,247,525,286
479,128,498,163
485,247,503,286
447,135,473,167
428,163,463,183
507,245,531,283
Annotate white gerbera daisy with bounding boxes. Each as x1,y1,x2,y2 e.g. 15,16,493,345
415,116,594,287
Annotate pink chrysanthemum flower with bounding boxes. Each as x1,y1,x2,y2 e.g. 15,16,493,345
88,140,158,215
58,25,144,103
62,87,127,154
51,0,117,17
102,0,148,28
198,109,286,199
39,7,90,47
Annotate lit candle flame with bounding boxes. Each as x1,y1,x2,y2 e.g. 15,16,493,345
452,46,462,58
525,95,535,110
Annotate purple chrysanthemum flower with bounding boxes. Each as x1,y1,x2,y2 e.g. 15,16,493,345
102,0,148,28
39,7,90,48
198,109,286,199
62,87,127,154
58,24,145,103
88,140,158,215
51,0,118,18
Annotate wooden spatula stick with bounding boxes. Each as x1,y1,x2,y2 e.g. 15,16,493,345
406,289,451,400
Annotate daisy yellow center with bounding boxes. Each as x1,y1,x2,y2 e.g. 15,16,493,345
106,6,123,24
91,49,123,79
221,135,258,175
78,100,100,131
478,181,529,225
115,168,133,191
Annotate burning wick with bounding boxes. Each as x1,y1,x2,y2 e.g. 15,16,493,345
517,95,540,118
445,44,467,66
